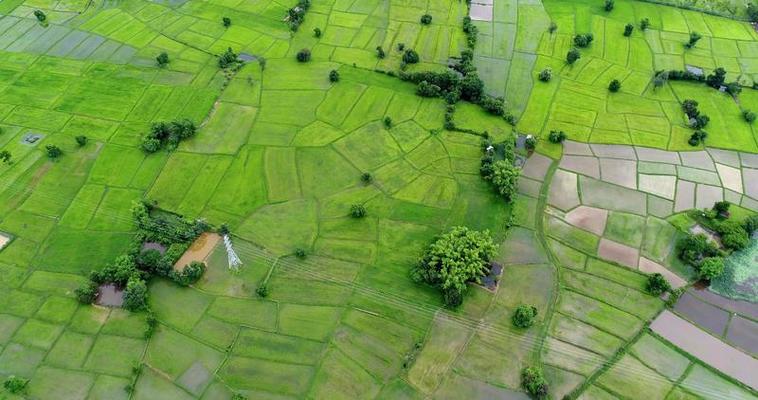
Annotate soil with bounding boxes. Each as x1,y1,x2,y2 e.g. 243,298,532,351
673,292,730,336
96,284,124,307
173,232,221,271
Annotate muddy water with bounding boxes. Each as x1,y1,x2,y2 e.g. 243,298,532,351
96,284,124,307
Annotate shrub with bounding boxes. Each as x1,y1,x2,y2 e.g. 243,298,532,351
3,376,28,394
329,69,339,82
173,261,205,286
156,52,169,67
548,22,557,33
420,14,432,25
566,48,581,64
361,172,373,184
743,110,756,123
350,204,367,218
726,81,742,96
218,47,239,68
123,277,148,311
402,49,420,64
259,56,266,70
296,48,311,62
412,226,496,307
33,9,46,22
75,135,87,147
677,233,719,266
604,0,615,11
485,160,519,201
313,27,321,37
706,67,726,88
608,79,621,92
698,257,724,280
640,17,650,30
417,80,441,97
512,304,538,328
646,273,671,295
538,68,552,82
383,116,393,128
222,17,231,27
295,248,306,258
573,33,594,48
480,96,505,116
0,150,11,164
397,43,405,51
521,366,549,399
376,46,385,59
75,281,99,304
685,32,702,48
45,144,62,159
256,284,270,298
548,130,567,143
623,23,634,36
462,16,478,48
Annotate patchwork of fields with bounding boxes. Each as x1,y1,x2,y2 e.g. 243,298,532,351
0,0,756,399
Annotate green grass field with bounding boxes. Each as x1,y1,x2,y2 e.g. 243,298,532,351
0,0,756,399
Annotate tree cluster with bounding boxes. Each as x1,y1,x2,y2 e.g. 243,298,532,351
623,23,634,37
548,130,567,143
156,52,169,67
640,18,650,30
45,144,62,159
481,157,519,202
743,110,756,123
604,0,615,11
286,0,311,31
573,33,594,48
749,2,758,22
3,376,28,394
681,99,710,146
33,10,46,22
677,233,726,280
462,16,478,48
646,273,671,295
521,366,549,399
218,47,241,69
142,119,197,153
411,227,497,307
512,304,538,328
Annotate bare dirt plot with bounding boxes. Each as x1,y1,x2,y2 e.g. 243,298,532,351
560,156,600,179
679,151,715,171
520,153,552,182
597,239,639,268
590,144,636,160
638,257,686,289
548,170,580,211
565,206,607,236
726,316,758,356
599,158,637,189
173,232,221,271
715,163,743,194
673,292,730,336
638,174,676,200
650,310,758,390
674,180,696,212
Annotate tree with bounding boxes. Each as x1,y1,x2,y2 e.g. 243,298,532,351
313,27,321,37
156,52,169,67
640,18,650,31
726,82,742,96
329,69,339,82
295,248,307,258
75,135,87,147
222,17,231,27
361,172,373,184
548,130,567,143
705,67,726,88
0,150,11,165
45,144,62,159
604,0,615,11
123,277,148,311
573,33,594,47
417,80,441,97
688,129,708,146
376,46,386,59
256,283,270,297
538,68,552,82
420,14,433,25
692,114,710,129
743,215,758,234
218,47,239,68
653,71,668,90
402,49,420,64
685,32,702,48
698,257,724,280
412,227,496,307
460,73,484,102
296,49,311,62
749,2,758,22
479,96,505,116
487,160,519,201
623,23,634,37
383,116,393,128
677,233,719,266
716,220,750,251
33,9,46,22
548,22,557,33
521,366,549,400
681,99,699,118
524,136,537,151
744,110,756,123
173,261,205,286
350,204,367,218
646,273,671,295
608,79,621,92
136,249,163,274
75,282,99,304
3,376,28,394
512,305,538,328
259,56,267,70
566,48,581,64
712,200,730,218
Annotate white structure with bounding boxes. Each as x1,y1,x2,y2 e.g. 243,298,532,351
223,234,242,271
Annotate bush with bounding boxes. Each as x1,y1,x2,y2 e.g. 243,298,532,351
222,17,231,27
34,9,46,22
646,273,671,295
677,233,719,266
156,52,169,67
608,79,621,92
743,110,756,123
144,312,158,338
75,282,99,304
376,46,385,59
313,27,321,37
296,48,311,62
383,116,393,128
604,0,614,11
350,204,367,218
521,366,549,399
361,172,373,184
417,80,441,97
698,257,724,280
286,0,310,31
640,18,650,30
715,220,750,251
4,376,28,394
123,277,148,311
623,23,634,36
566,48,581,64
412,227,496,307
256,284,270,298
524,136,537,151
548,130,567,143
420,14,432,25
402,49,420,64
538,68,552,82
45,144,62,159
688,129,708,146
485,160,519,201
0,150,11,165
573,33,594,48
173,261,205,286
218,47,239,69
136,249,162,274
75,135,88,147
685,32,702,48
462,16,478,48
329,69,339,82
512,305,538,328
295,248,306,258
548,22,557,33
460,73,484,102
479,96,505,116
